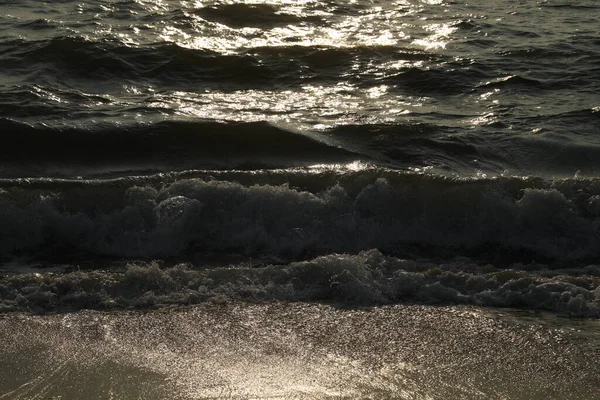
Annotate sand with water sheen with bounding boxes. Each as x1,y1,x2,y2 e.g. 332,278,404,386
1,302,598,399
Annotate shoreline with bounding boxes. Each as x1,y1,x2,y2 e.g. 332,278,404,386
1,301,598,399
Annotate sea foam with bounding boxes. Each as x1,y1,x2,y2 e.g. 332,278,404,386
1,174,600,262
1,250,598,316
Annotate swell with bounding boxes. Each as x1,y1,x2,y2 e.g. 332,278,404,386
384,65,489,95
0,85,112,119
1,37,270,87
3,35,597,96
0,119,359,174
540,3,600,10
532,107,600,123
15,18,57,30
477,74,544,89
0,36,437,89
323,123,484,170
3,113,600,178
384,61,598,96
522,108,600,145
4,113,600,182
2,172,600,265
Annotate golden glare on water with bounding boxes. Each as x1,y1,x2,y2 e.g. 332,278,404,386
92,0,454,54
6,0,547,177
412,23,458,50
27,0,472,132
1,302,598,399
145,85,424,129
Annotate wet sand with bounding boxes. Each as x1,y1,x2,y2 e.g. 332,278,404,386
1,302,598,399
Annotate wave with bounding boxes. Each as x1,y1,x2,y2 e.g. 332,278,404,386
195,3,322,28
248,45,436,83
477,75,544,89
1,36,273,87
0,35,437,89
540,3,600,10
4,34,594,103
0,119,359,175
498,46,584,59
15,18,57,30
1,250,598,316
0,85,112,119
380,59,577,95
538,107,600,122
322,123,493,171
1,171,600,265
385,65,489,95
3,113,600,177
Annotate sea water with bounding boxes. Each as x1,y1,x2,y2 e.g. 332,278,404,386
0,0,599,398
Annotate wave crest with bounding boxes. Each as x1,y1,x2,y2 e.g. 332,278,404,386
1,250,598,316
1,173,600,264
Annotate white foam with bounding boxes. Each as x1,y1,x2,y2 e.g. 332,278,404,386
1,176,600,261
1,250,598,316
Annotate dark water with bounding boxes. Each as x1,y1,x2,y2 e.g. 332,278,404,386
1,0,599,316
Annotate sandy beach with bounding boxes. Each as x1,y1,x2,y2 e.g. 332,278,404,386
1,302,598,399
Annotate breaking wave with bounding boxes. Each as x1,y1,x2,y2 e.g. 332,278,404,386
1,171,600,263
0,119,358,176
2,250,598,316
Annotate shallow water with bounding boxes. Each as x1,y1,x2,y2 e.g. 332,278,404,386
1,302,599,399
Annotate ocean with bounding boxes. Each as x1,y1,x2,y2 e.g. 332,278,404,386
1,0,599,398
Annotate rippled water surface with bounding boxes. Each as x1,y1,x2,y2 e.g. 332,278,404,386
1,0,599,342
2,0,599,176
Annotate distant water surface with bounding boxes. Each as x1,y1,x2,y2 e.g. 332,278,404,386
1,1,599,317
1,0,599,177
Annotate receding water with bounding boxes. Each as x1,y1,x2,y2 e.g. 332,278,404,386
1,303,598,399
